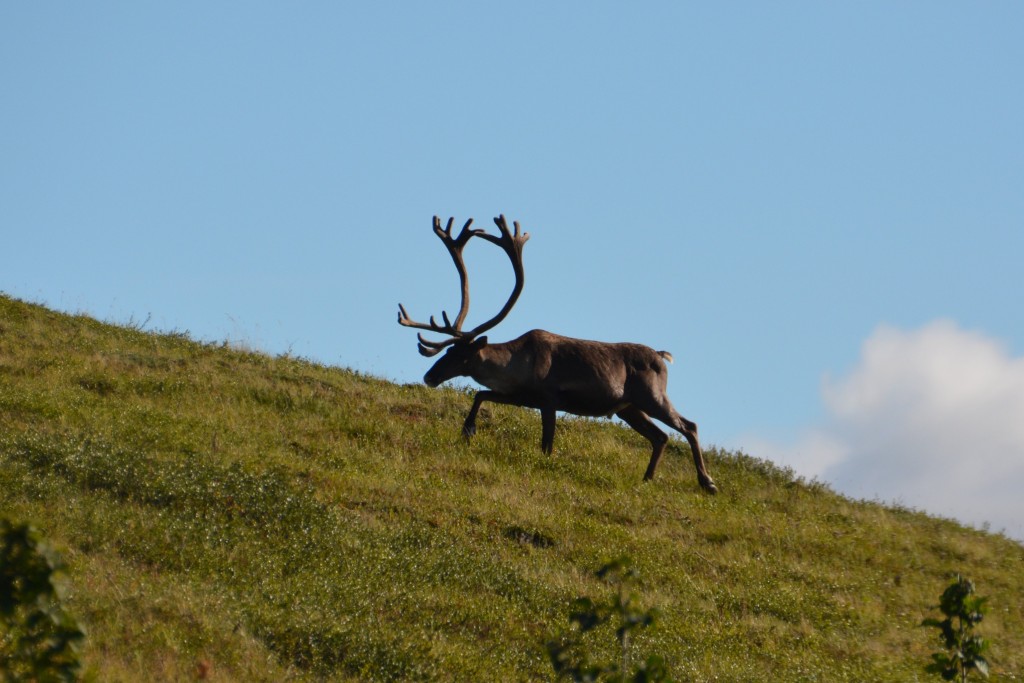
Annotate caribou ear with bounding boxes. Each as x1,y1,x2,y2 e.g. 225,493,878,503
472,336,489,350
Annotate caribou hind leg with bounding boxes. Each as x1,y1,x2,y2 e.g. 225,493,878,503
616,406,669,481
634,398,718,494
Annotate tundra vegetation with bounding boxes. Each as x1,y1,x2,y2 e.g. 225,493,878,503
0,294,1022,681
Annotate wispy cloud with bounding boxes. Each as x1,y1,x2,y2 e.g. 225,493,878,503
745,320,1024,540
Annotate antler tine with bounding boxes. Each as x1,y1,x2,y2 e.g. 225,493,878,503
495,214,529,242
434,216,478,244
474,214,530,262
397,301,464,335
416,333,456,357
417,343,443,357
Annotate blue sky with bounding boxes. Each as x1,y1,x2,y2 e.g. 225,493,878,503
3,4,1022,538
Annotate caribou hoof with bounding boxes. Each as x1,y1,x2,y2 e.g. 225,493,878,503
700,478,718,495
462,423,476,440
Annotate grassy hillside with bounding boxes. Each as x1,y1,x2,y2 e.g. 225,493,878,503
1,293,1021,682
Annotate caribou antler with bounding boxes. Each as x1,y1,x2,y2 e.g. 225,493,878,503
397,214,529,356
462,215,529,339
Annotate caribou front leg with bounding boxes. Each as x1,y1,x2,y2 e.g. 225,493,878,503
540,405,557,455
462,390,543,442
615,406,669,481
462,390,492,440
462,391,557,455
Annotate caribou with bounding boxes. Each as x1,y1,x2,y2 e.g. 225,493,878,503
397,215,717,493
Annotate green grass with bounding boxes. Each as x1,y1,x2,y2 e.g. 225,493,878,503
1,293,1022,681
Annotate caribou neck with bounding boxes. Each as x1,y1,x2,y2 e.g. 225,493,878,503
468,335,529,394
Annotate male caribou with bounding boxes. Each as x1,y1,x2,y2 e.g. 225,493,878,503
398,216,717,493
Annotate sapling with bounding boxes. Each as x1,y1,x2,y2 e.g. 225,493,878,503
547,557,670,683
922,574,990,681
0,519,85,682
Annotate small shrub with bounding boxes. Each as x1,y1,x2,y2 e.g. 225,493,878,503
547,557,670,682
0,519,85,682
922,574,990,681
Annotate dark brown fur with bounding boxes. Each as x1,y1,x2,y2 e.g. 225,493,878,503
424,329,717,492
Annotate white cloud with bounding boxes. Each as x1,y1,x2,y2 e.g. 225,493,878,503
750,320,1024,541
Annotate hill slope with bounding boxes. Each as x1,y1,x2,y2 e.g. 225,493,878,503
1,294,1021,681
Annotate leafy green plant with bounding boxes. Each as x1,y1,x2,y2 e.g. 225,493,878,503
547,557,670,682
922,574,990,681
1,519,84,683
